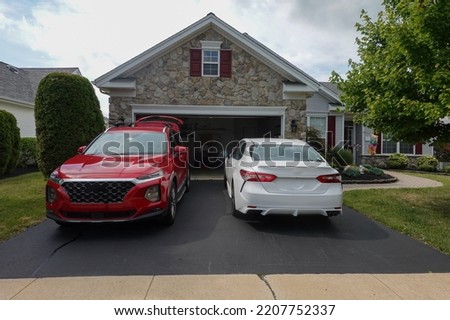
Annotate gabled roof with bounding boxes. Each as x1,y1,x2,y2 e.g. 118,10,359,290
318,81,342,104
94,13,321,93
0,61,81,105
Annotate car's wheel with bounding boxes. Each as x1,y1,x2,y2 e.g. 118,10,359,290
161,183,177,226
223,173,227,188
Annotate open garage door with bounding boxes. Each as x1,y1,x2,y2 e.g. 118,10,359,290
131,105,286,176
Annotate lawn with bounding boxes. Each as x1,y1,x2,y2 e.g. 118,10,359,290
344,173,450,256
0,172,46,242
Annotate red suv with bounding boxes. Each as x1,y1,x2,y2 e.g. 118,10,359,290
46,116,189,226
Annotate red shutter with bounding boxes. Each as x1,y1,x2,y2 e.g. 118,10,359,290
190,49,202,77
376,133,382,154
327,116,336,149
220,50,232,77
415,143,423,155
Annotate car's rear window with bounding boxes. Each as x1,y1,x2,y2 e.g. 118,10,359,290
249,143,324,162
84,131,168,156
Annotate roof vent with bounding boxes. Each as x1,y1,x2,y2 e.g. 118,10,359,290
6,64,19,74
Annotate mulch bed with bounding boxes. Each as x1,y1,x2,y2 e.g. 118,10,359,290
341,172,398,184
0,166,39,180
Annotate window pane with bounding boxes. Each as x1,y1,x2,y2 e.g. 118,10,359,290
203,64,218,76
382,138,397,154
309,117,326,138
203,50,218,63
399,142,414,154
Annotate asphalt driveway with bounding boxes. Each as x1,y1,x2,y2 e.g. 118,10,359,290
1,180,450,279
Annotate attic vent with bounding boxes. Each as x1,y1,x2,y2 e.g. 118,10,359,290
6,64,19,74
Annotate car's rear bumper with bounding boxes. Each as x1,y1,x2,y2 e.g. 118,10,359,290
237,183,343,217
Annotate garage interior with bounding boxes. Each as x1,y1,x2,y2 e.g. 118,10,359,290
136,113,282,178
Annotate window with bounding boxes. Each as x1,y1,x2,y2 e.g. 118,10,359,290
308,116,326,138
381,134,415,154
190,40,232,78
202,50,219,76
382,134,397,154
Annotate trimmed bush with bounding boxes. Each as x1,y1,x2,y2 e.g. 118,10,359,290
343,165,361,178
367,166,384,176
445,165,450,173
386,153,409,169
326,147,353,168
19,137,37,167
416,155,438,171
0,110,21,175
35,73,105,177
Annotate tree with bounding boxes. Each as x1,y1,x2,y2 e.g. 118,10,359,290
35,73,105,177
0,110,21,175
331,0,450,143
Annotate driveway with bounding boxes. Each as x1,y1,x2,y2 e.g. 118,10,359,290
1,180,450,278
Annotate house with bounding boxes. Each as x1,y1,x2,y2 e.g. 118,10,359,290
94,13,432,168
0,62,81,137
307,82,433,166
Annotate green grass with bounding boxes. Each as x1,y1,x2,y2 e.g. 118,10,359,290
0,172,46,242
344,173,450,256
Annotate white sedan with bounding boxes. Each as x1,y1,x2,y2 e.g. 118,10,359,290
224,138,342,217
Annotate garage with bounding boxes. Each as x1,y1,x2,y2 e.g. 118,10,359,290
132,104,285,173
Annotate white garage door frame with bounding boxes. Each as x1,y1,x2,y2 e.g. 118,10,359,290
130,104,287,137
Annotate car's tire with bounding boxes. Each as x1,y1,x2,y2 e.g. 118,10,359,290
223,173,227,188
161,183,177,226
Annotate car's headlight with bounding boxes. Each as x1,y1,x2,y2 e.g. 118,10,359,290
49,170,64,185
144,185,160,202
134,170,163,184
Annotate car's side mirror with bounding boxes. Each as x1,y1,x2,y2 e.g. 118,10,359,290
77,146,86,154
174,145,188,162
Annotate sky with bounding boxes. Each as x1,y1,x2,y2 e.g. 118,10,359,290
0,0,383,116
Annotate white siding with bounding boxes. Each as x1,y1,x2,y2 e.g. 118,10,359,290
0,101,35,137
306,93,330,113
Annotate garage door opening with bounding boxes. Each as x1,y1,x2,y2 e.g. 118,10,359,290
132,105,286,179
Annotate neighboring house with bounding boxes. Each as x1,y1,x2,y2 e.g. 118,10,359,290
94,13,432,167
0,62,81,137
306,82,433,166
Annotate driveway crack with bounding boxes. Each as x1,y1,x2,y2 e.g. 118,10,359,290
258,274,277,300
31,232,81,277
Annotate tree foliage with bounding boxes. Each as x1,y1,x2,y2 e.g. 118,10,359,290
331,0,450,143
0,110,21,175
35,73,105,177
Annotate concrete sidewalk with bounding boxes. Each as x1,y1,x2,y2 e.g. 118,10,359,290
1,273,450,300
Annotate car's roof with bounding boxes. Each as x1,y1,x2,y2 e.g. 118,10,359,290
106,126,167,133
245,138,308,145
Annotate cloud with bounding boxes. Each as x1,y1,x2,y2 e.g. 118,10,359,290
1,0,383,114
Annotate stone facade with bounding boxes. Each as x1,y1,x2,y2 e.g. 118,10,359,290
109,29,307,139
359,155,427,169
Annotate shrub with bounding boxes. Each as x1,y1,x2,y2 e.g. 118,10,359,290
343,165,361,178
367,166,384,176
19,137,37,167
416,155,438,171
418,164,436,172
445,165,450,173
0,110,21,175
35,73,105,177
386,153,409,169
326,147,353,168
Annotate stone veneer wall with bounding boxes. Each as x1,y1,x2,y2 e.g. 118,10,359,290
109,29,306,139
359,155,425,169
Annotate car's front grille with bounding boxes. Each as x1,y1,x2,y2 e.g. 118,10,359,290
62,181,135,203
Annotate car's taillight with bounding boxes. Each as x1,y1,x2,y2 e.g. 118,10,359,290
317,174,342,183
240,169,277,182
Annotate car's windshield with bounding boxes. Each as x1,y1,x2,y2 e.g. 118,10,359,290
249,143,324,162
84,131,168,156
